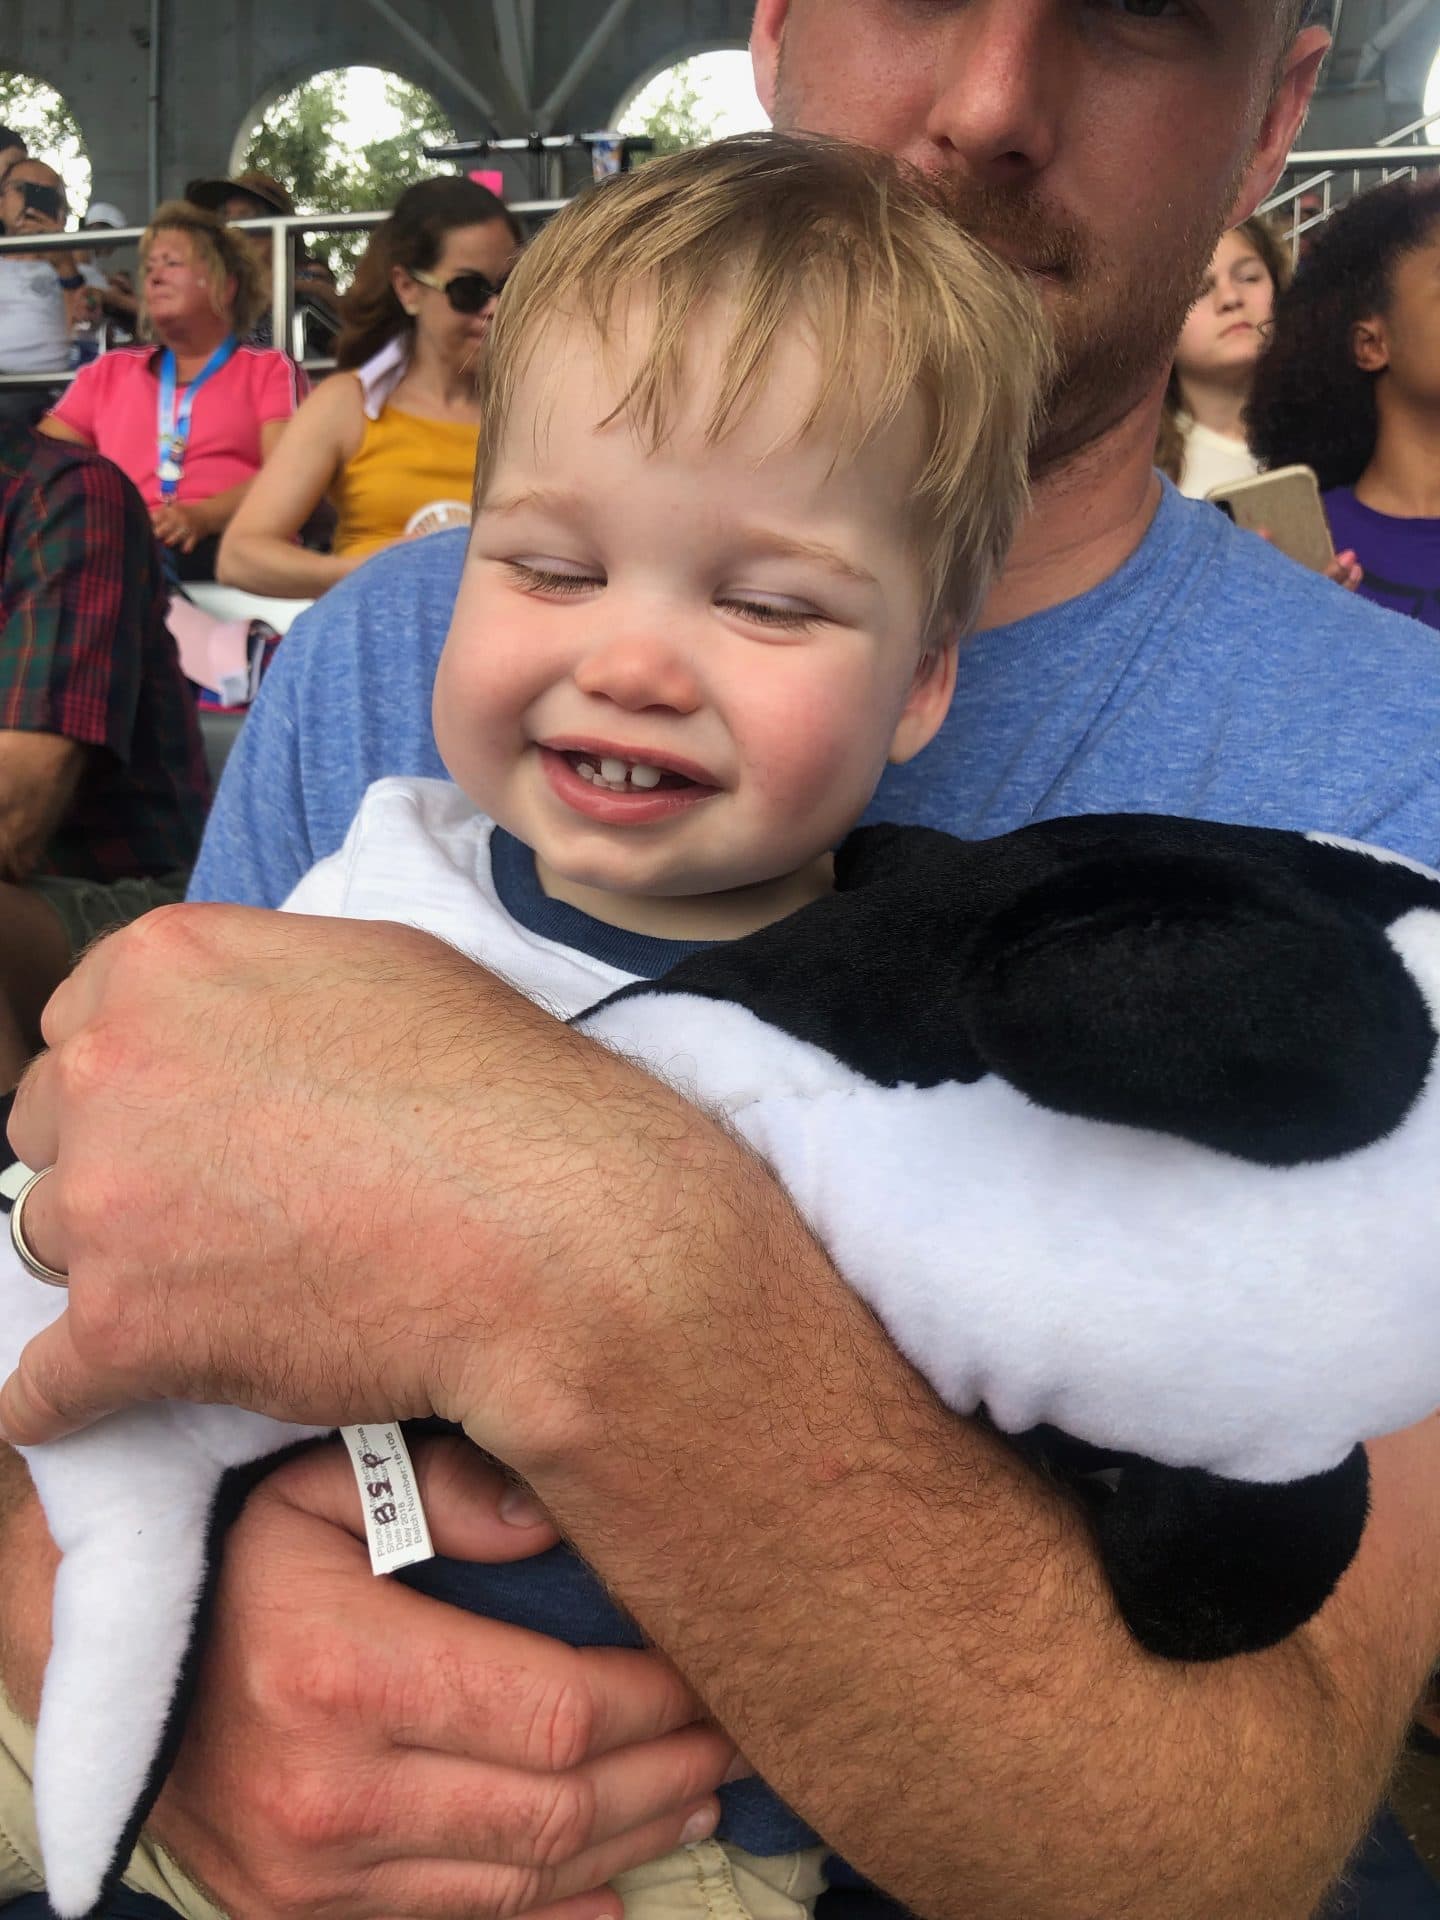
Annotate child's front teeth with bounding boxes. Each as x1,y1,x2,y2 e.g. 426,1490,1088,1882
576,757,665,791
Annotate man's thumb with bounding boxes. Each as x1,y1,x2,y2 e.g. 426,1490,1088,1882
0,1316,114,1446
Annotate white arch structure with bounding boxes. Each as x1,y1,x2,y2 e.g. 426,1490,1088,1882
612,45,769,142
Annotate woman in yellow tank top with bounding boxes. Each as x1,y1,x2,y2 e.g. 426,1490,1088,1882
217,178,523,598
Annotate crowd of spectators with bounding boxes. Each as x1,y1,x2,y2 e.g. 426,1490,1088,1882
0,138,525,1097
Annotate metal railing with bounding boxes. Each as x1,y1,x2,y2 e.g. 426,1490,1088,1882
0,200,565,390
1264,105,1440,254
423,131,653,201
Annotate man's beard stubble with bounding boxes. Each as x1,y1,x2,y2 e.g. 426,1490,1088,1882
924,173,1233,474
769,33,1239,473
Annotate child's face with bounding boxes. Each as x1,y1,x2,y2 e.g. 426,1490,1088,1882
434,305,956,916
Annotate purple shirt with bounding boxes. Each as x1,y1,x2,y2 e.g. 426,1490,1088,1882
1325,486,1440,633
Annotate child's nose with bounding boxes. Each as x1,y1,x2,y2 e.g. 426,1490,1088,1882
573,633,702,715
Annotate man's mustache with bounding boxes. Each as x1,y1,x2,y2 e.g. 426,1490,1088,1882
928,177,1090,283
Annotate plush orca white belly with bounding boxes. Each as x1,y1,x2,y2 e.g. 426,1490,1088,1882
5,811,1440,1916
585,905,1440,1485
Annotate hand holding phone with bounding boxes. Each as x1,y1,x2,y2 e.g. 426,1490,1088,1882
18,180,65,229
1206,466,1336,575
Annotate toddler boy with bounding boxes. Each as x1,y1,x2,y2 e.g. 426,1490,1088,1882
281,130,1048,1920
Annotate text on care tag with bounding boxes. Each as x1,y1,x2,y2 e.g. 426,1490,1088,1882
339,1423,435,1575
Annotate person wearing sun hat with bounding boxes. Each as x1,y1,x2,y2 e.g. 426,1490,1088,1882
185,170,339,349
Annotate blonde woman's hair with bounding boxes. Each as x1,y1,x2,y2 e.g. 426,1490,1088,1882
140,200,267,340
474,132,1053,638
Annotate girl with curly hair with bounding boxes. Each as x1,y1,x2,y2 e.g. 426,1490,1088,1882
1249,175,1440,630
1156,217,1288,499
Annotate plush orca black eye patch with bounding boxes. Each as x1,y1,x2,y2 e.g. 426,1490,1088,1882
963,851,1436,1165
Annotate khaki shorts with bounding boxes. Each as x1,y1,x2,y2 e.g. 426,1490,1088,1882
25,870,189,961
613,1840,828,1920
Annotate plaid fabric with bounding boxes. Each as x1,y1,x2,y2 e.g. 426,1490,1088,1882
0,425,209,882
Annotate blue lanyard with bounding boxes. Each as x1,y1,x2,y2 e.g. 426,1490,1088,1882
156,338,237,500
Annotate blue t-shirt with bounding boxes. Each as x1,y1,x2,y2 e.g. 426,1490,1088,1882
189,479,1440,1858
192,482,1440,912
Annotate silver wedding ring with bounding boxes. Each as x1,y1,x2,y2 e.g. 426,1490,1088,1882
9,1167,69,1287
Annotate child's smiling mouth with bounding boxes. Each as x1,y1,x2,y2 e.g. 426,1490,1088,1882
537,745,722,822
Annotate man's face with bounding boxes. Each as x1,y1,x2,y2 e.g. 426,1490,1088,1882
0,161,67,240
752,0,1327,466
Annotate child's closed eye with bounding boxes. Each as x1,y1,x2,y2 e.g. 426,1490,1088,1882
505,559,603,596
719,593,826,633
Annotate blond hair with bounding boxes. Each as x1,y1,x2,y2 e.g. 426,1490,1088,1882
474,132,1052,637
140,200,267,340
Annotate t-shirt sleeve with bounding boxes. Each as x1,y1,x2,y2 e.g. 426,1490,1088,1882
45,359,103,443
254,351,307,425
0,455,143,758
188,537,459,906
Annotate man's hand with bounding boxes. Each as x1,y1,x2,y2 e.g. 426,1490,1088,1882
1,904,708,1461
147,1437,732,1920
149,501,209,553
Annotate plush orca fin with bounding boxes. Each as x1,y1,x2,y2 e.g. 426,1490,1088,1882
1014,1426,1371,1660
961,839,1437,1165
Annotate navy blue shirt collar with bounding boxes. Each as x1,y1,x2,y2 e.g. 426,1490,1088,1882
490,828,718,979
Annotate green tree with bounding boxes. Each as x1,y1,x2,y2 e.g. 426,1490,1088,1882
242,71,355,213
622,64,717,157
238,69,455,278
352,75,456,207
0,71,92,211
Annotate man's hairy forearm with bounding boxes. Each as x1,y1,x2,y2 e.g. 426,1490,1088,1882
519,1108,1440,1920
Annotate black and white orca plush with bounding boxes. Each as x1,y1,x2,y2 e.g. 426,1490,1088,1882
5,811,1440,1918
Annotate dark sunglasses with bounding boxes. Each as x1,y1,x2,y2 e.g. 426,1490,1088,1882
410,266,509,314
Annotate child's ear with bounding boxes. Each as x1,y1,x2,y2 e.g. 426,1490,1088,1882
1351,314,1389,375
888,640,958,765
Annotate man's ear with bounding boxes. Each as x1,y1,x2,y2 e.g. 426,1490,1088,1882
750,0,792,118
888,641,958,765
1226,26,1330,225
1351,315,1389,375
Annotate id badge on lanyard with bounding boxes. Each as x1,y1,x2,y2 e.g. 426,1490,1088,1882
157,338,237,500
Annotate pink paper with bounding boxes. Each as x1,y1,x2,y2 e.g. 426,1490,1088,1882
165,593,252,699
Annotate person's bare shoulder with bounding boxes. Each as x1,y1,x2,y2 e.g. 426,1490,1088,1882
284,368,366,464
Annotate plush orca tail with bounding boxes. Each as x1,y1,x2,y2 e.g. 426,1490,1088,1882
21,1400,328,1918
33,1435,219,1917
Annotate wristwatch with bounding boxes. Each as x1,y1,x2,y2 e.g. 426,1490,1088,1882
56,271,84,290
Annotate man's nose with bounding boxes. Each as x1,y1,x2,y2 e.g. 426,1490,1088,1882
573,630,702,715
924,0,1063,185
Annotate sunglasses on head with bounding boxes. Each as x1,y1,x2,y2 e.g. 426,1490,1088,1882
410,266,509,314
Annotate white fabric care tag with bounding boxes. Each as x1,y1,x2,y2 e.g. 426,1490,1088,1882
339,1423,436,1575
